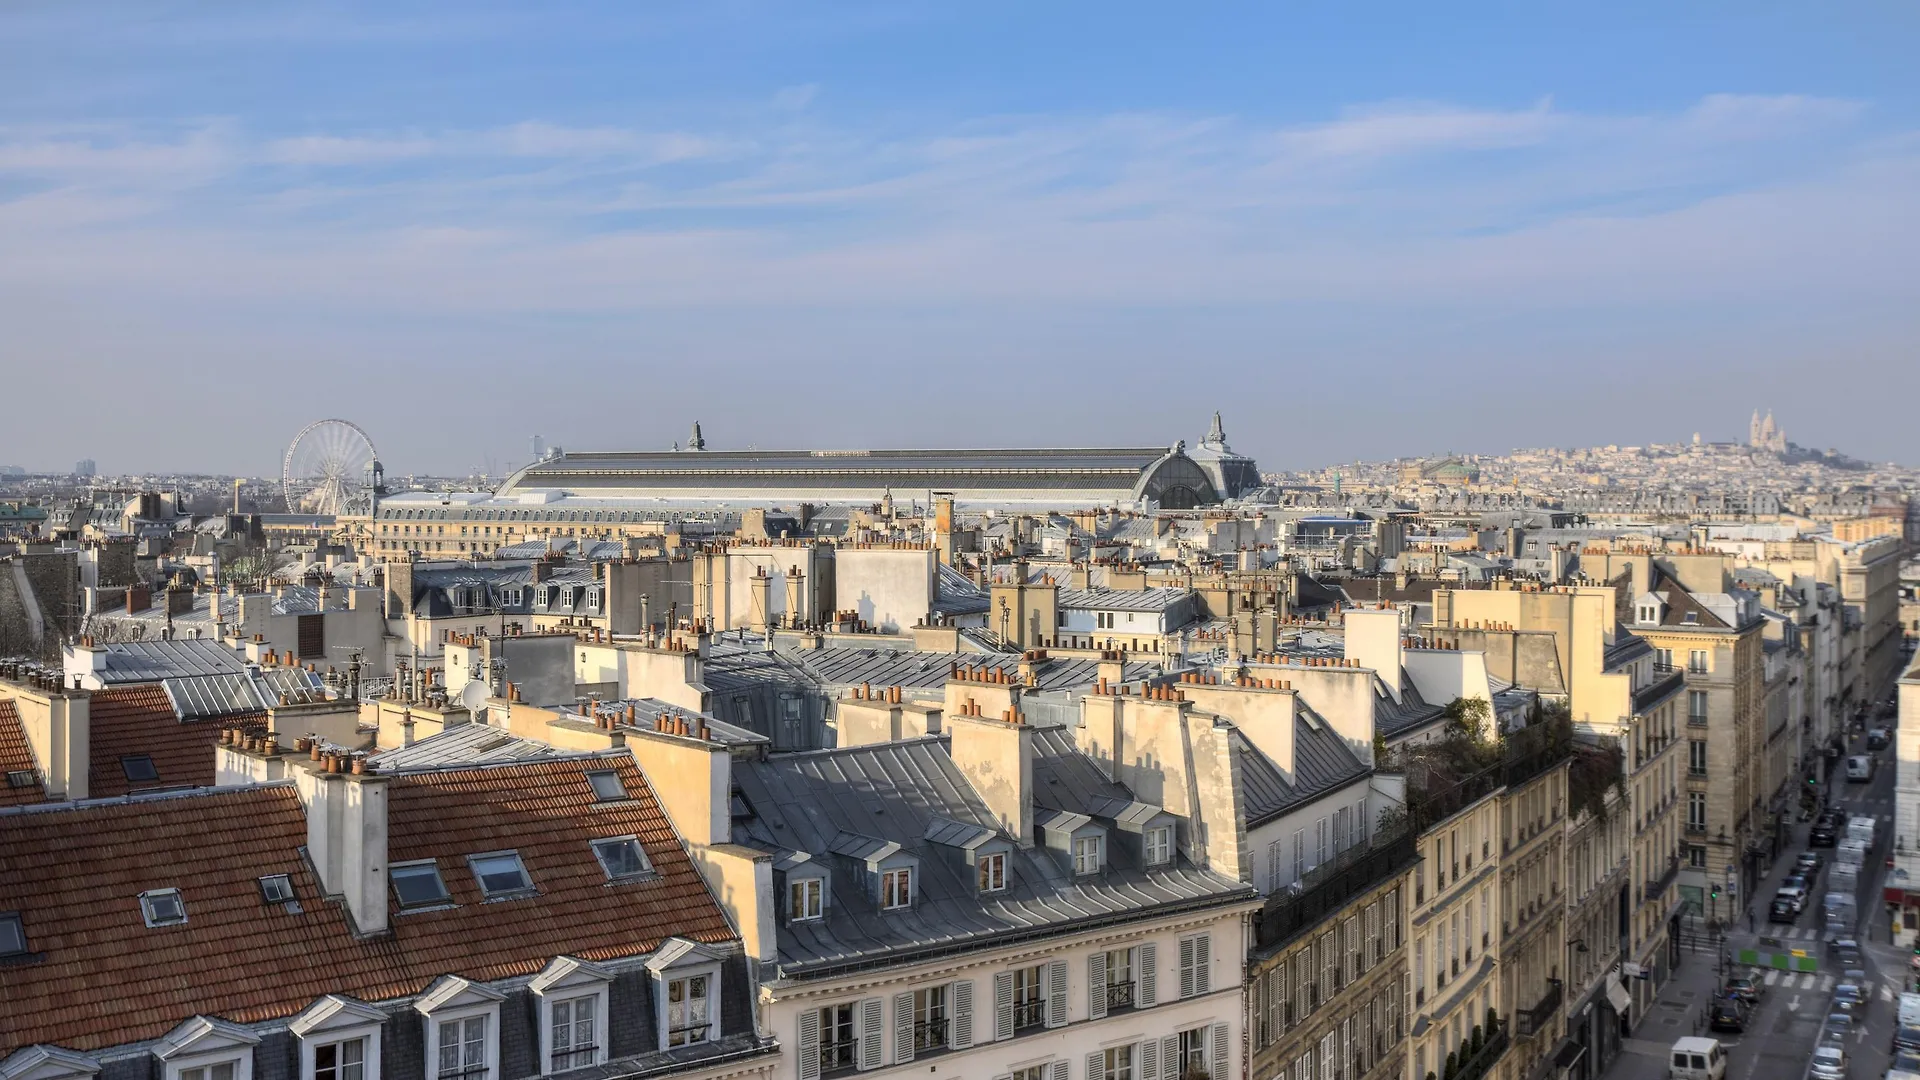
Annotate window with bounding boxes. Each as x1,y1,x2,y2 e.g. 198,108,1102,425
817,1004,856,1074
978,852,1007,892
1653,647,1673,670
315,1040,366,1080
1688,845,1707,868
141,888,186,927
790,877,823,921
1315,818,1329,867
1687,690,1708,724
1178,1026,1210,1075
1146,825,1172,867
1013,1067,1049,1080
590,837,651,880
549,996,597,1071
1100,1045,1135,1080
1687,793,1707,830
1688,651,1708,674
0,913,24,957
122,754,158,783
260,874,295,904
5,769,34,788
437,1017,487,1079
912,985,948,1051
468,852,533,898
666,974,711,1047
882,866,913,910
1292,829,1306,881
392,861,452,908
1073,835,1103,875
585,770,627,801
1106,947,1135,1010
1012,965,1047,1029
179,1065,236,1080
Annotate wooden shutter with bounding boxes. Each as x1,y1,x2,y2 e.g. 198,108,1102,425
1212,1022,1230,1078
857,998,883,1070
1193,932,1211,994
950,979,974,1050
1046,959,1068,1029
1139,1036,1159,1080
797,1009,821,1080
994,971,1015,1040
1160,1036,1179,1080
1087,1051,1105,1080
1088,950,1109,1020
1138,942,1157,1007
1049,1061,1069,1080
893,991,915,1064
1179,936,1196,1000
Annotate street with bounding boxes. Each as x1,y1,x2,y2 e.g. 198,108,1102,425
1603,717,1906,1080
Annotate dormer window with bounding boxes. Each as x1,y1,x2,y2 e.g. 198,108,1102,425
978,852,1007,892
881,866,913,910
1073,835,1104,875
1682,612,1698,624
789,877,823,922
141,888,187,927
391,861,452,908
1144,825,1173,867
665,973,711,1047
590,837,652,881
468,851,533,898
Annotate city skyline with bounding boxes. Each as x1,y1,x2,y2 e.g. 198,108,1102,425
3,2,1918,473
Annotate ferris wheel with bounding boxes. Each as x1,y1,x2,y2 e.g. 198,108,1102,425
283,419,379,515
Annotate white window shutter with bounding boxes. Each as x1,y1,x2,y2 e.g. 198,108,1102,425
1179,936,1196,999
1046,959,1068,1028
1195,932,1211,994
1161,1035,1179,1079
893,991,915,1064
1088,950,1109,1020
1212,1022,1230,1076
1087,1051,1104,1080
994,971,1015,1041
951,979,974,1050
858,997,883,1070
1138,942,1157,1007
1139,1036,1159,1080
1050,1061,1069,1080
797,1009,821,1080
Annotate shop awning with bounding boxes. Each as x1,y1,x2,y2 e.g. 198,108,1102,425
1606,978,1632,1014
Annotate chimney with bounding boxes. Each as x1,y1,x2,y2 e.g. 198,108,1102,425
626,732,731,846
748,568,772,635
6,681,91,800
1343,606,1404,704
946,710,1034,847
784,565,805,629
299,761,390,936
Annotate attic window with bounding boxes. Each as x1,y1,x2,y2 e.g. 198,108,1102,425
391,860,452,908
0,912,25,957
469,851,534,898
586,769,627,801
1145,825,1173,867
121,754,159,783
1682,612,1698,624
591,837,652,880
259,874,295,904
881,866,913,910
1073,835,1104,875
5,769,33,789
140,888,187,927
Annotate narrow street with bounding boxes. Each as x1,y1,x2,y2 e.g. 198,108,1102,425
1602,719,1905,1080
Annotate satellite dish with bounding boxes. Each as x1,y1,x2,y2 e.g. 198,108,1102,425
458,680,490,713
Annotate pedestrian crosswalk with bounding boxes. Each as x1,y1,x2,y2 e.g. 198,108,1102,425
1762,925,1835,941
1759,969,1836,992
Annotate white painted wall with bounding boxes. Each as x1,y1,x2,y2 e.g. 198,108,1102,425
833,548,935,634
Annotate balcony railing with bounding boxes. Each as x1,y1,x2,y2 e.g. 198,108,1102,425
1634,669,1686,715
1105,982,1135,1011
1254,825,1419,951
912,1018,948,1051
1452,1021,1510,1080
1516,979,1564,1039
1646,854,1680,901
1012,1002,1046,1031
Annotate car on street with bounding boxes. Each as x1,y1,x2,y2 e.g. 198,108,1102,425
1894,1025,1920,1055
1821,1012,1853,1044
1778,880,1810,912
1831,939,1864,970
1812,818,1840,846
1707,1000,1747,1033
1724,976,1764,1005
1769,896,1797,923
1797,851,1824,876
1833,981,1867,1017
1893,1048,1920,1074
1868,727,1891,750
1846,754,1875,782
1809,1044,1848,1080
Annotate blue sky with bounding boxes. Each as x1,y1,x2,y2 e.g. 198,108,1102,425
2,2,1916,475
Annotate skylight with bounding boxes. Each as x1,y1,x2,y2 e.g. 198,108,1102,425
259,874,295,904
121,755,158,783
5,769,33,789
140,888,186,927
0,912,25,956
468,851,534,897
591,837,652,880
586,769,627,801
391,861,452,908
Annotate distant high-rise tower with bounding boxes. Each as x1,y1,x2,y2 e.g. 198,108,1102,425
688,421,707,452
530,434,545,461
74,458,96,478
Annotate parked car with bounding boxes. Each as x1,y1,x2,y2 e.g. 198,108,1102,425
1892,1023,1920,1055
1707,1000,1747,1033
1769,896,1797,923
1833,982,1867,1017
1812,820,1840,846
1724,976,1764,1005
1831,939,1864,970
1797,851,1824,876
1821,1012,1853,1045
1868,727,1891,750
1777,881,1810,912
1809,1044,1847,1080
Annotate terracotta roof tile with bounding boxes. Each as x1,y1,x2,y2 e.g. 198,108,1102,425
0,754,737,1056
85,685,263,798
0,701,47,807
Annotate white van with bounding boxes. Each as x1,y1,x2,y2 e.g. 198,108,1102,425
1846,754,1874,782
1901,991,1920,1029
1847,815,1878,844
1669,1036,1727,1080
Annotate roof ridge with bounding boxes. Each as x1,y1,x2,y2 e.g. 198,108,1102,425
0,779,294,818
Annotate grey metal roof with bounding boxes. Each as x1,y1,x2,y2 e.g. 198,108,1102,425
731,737,1255,977
161,668,328,720
792,648,1157,693
368,723,564,768
552,697,768,747
93,640,250,683
1057,586,1193,613
1230,706,1372,828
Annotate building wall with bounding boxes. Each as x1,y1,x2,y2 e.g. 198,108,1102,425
833,547,936,634
1247,874,1411,1080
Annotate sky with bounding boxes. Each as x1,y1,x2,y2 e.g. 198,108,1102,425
2,1,1917,477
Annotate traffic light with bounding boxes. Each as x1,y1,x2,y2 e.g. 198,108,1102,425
1710,884,1721,900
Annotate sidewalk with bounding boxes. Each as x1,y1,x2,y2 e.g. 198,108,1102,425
1607,938,1727,1080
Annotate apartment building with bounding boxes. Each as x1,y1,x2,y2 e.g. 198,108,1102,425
1405,780,1506,1080
1889,654,1920,943
1559,748,1631,1080
1496,743,1570,1080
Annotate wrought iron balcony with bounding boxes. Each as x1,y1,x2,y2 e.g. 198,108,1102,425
1105,982,1136,1011
1646,854,1680,900
1452,1021,1510,1080
1516,979,1564,1039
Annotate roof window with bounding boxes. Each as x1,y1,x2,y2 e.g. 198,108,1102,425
121,754,158,783
259,874,295,904
5,769,34,789
469,851,534,898
140,888,187,927
586,769,628,801
0,912,25,957
591,837,653,881
391,860,452,908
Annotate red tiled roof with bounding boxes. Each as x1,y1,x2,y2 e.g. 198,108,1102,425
0,700,48,807
0,754,737,1055
85,685,263,798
